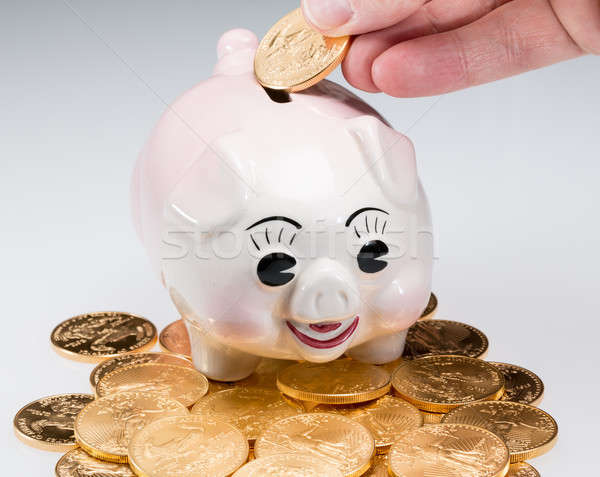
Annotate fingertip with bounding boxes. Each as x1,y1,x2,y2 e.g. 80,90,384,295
342,37,381,93
371,46,413,97
302,0,353,35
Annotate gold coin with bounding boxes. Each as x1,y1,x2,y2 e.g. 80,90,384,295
128,415,249,477
96,363,208,407
442,401,558,463
391,355,505,413
158,319,191,359
191,387,303,444
507,462,540,477
51,312,157,363
277,359,390,404
388,424,510,477
313,395,423,453
74,391,188,463
419,293,438,320
363,454,388,477
90,352,193,389
14,394,94,452
403,320,488,360
232,453,343,477
489,362,544,406
55,448,136,477
254,8,351,92
420,410,445,425
254,413,374,477
208,358,297,393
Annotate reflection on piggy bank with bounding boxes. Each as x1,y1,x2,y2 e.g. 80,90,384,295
132,29,433,381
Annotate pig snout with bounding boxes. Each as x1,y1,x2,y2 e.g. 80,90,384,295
289,258,360,323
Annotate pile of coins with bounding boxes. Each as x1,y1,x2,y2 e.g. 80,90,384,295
13,293,558,476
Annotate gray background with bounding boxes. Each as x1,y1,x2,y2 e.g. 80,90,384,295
2,0,598,474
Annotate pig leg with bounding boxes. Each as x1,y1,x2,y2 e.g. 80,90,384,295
346,330,408,364
184,320,261,381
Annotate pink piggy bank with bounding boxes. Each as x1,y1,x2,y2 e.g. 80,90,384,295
132,30,433,381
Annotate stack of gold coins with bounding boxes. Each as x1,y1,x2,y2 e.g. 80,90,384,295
15,289,558,476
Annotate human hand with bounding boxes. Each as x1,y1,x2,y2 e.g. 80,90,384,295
301,0,600,97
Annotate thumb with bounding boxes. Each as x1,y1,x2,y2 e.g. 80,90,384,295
301,0,428,37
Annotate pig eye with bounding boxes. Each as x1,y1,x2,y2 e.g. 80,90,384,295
357,240,389,273
257,252,296,286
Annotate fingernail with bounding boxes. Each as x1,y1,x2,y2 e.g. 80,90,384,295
303,0,353,31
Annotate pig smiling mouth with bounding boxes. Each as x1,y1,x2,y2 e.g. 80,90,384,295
286,317,359,349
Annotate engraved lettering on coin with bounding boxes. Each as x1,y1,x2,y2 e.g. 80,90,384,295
507,462,540,477
128,415,249,477
232,453,343,477
74,391,188,463
277,359,390,404
13,394,94,452
388,424,510,477
158,320,191,359
96,363,208,407
254,413,374,477
89,352,193,389
51,312,157,362
391,355,505,413
313,395,423,452
191,387,302,443
442,401,558,462
55,448,136,477
489,362,544,406
403,320,488,359
255,9,351,92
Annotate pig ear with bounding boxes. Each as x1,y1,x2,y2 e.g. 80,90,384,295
166,134,253,230
214,29,259,76
346,115,418,205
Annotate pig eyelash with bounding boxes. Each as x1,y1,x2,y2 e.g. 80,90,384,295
355,215,388,239
251,235,261,251
251,228,296,251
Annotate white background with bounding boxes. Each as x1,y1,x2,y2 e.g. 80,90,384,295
2,1,598,474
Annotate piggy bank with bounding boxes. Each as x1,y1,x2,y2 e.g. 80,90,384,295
132,29,433,381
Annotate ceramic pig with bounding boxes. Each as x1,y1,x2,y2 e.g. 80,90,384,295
132,29,433,381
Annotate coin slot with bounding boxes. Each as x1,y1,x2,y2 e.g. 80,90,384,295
263,87,291,103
